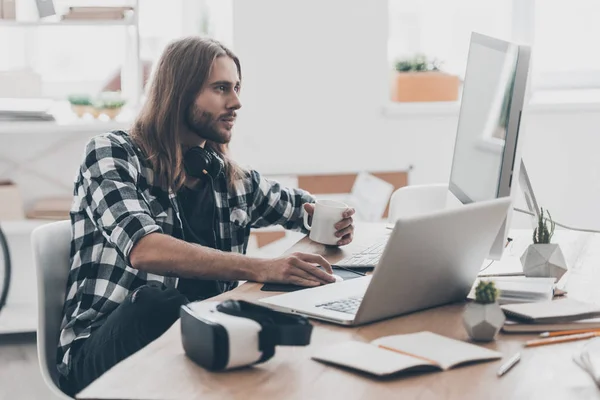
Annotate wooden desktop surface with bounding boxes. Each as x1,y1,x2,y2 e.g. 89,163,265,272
77,223,600,400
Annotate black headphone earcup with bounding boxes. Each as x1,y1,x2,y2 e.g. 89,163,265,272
183,147,223,179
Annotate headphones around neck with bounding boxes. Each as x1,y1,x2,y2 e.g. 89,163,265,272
183,146,224,179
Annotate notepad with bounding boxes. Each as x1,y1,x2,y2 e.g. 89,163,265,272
311,331,501,377
501,298,600,324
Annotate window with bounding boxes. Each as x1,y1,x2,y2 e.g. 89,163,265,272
532,0,600,89
388,0,600,91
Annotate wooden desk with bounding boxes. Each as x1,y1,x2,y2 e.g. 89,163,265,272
77,223,600,400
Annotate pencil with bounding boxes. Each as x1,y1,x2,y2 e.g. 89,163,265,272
525,332,600,348
540,329,600,338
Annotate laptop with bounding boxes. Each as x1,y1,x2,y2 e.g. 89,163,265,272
259,197,511,326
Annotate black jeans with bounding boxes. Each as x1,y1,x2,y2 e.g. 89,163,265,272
60,284,188,397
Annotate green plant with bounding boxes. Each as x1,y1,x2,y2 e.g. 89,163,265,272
100,99,127,109
394,53,441,72
475,280,498,304
533,207,555,244
67,94,92,106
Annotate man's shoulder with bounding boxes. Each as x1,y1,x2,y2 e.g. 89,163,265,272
84,130,141,160
86,130,134,149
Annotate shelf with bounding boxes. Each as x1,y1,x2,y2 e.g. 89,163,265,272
0,118,132,135
0,19,135,27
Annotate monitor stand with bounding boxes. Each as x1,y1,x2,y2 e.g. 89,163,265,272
518,159,541,223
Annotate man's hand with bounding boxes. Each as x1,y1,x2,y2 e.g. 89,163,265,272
257,252,336,287
303,203,355,246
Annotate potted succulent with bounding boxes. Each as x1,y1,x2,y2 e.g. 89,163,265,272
391,54,460,102
520,207,568,280
67,94,93,118
463,280,505,342
99,99,127,120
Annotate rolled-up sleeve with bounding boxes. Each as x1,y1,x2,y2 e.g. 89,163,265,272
77,135,162,262
248,170,315,232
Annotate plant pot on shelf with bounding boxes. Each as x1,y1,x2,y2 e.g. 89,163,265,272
520,243,568,280
101,108,122,120
88,107,102,119
391,71,460,102
463,302,505,342
70,105,95,118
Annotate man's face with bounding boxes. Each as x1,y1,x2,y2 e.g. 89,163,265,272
185,56,241,144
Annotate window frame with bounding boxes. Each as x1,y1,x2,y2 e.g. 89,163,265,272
388,0,600,92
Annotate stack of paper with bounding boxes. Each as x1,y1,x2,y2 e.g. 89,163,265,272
0,98,55,122
469,277,555,304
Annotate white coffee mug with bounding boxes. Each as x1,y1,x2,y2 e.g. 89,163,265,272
303,199,348,245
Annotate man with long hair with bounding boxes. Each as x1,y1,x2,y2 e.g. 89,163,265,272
57,37,355,395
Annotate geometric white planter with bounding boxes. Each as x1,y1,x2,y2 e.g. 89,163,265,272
463,302,505,342
520,243,568,281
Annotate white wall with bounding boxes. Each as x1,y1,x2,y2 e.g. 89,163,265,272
2,1,600,234
228,0,600,232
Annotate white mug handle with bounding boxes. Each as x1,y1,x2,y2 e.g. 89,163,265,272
303,208,312,231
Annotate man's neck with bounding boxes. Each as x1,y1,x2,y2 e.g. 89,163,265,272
179,126,207,150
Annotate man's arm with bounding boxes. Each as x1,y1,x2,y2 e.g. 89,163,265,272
129,232,335,287
78,137,334,286
248,170,314,232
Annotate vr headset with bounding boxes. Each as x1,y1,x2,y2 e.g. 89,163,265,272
180,299,313,371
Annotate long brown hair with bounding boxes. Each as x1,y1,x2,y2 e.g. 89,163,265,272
130,36,246,192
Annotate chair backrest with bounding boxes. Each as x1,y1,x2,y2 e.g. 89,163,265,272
31,220,72,395
387,184,450,222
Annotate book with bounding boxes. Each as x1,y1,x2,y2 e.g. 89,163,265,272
503,317,600,333
501,298,600,324
311,331,501,377
469,277,555,304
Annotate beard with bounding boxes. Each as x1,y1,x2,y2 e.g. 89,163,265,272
184,104,233,144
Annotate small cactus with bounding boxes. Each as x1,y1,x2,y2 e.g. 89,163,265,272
475,280,498,304
533,207,555,244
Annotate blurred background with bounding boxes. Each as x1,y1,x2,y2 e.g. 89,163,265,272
1,0,599,398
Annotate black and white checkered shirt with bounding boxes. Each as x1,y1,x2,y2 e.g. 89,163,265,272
57,130,314,377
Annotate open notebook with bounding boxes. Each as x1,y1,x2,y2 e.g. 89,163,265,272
312,331,501,377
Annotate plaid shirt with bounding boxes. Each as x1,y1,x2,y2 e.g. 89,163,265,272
57,130,314,377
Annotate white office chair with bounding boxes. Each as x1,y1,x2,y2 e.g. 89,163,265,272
388,183,450,222
31,220,73,400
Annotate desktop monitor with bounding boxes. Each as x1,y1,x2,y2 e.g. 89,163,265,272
448,32,532,260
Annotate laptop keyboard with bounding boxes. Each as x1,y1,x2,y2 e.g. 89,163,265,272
335,239,387,267
316,296,363,314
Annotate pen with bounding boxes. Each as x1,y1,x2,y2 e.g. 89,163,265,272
497,352,521,377
525,332,600,348
540,329,600,338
